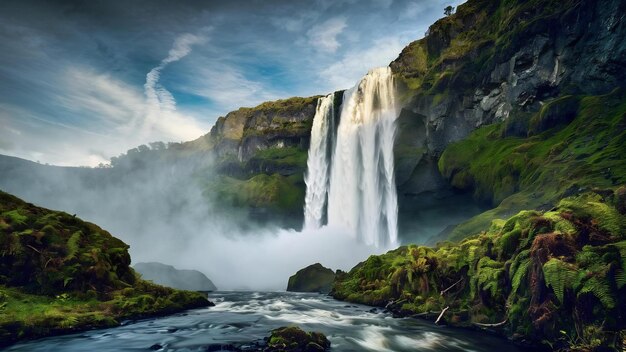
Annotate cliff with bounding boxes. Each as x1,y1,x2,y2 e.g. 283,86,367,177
186,96,321,228
191,0,626,237
389,0,626,241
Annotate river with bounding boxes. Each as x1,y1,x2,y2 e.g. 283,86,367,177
7,292,526,351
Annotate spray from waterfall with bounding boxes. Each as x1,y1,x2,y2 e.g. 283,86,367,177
303,67,399,247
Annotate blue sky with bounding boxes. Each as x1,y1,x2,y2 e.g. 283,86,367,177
0,0,463,166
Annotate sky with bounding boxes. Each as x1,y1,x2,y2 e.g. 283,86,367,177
0,0,463,166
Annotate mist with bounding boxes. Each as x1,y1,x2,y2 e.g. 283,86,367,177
0,152,388,291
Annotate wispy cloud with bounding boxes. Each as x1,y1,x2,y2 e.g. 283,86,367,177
306,17,347,53
181,63,284,114
144,32,209,139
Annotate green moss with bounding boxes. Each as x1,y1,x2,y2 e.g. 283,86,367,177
204,173,304,212
249,146,308,170
266,326,330,352
439,90,626,240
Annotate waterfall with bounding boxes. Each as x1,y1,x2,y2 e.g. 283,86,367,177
303,94,334,229
303,67,399,247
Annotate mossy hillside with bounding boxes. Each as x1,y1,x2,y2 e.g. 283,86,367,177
0,191,210,346
332,189,626,350
438,90,626,241
203,173,305,214
201,144,309,221
0,192,135,295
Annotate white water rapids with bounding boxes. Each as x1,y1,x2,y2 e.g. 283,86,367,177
303,67,400,247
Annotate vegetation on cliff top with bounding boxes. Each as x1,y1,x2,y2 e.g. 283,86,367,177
333,188,626,350
0,191,211,346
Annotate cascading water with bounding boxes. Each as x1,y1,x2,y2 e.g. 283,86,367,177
303,94,334,229
303,67,399,247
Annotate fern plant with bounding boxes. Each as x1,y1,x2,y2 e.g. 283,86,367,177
511,258,531,295
577,276,615,309
542,258,577,305
610,241,626,289
65,231,82,261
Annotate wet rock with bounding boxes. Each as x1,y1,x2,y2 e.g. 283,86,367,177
265,326,330,352
149,344,162,350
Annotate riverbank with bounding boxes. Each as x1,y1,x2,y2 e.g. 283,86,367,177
0,283,211,347
332,189,626,351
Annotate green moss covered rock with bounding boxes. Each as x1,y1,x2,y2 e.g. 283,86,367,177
287,263,335,294
266,326,330,352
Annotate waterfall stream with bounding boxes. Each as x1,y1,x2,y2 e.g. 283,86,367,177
304,67,399,247
303,94,334,229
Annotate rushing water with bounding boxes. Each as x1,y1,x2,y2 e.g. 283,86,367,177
327,67,399,248
303,67,400,247
7,292,526,352
303,94,335,230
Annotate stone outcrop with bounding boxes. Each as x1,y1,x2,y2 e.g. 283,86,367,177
287,263,335,294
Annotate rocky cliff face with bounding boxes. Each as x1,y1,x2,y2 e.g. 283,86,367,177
389,0,626,240
191,96,319,168
392,0,626,145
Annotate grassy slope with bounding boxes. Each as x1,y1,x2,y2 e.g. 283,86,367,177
438,89,626,241
0,191,210,346
333,188,626,350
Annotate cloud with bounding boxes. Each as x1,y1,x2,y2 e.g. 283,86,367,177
180,63,284,115
318,36,405,89
144,33,206,122
306,17,347,53
401,1,427,19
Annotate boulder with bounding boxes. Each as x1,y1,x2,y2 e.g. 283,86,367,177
287,263,335,294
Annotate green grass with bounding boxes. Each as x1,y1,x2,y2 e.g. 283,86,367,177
0,280,208,346
250,146,308,169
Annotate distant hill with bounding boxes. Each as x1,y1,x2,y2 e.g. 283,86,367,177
134,262,217,291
